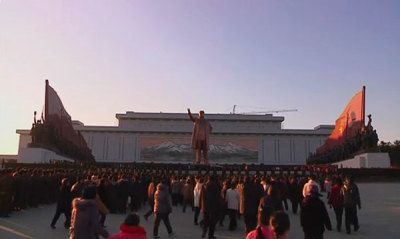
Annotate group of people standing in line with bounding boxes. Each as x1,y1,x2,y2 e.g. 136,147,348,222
0,165,361,239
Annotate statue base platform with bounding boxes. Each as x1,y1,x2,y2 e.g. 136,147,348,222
18,147,74,163
333,152,391,168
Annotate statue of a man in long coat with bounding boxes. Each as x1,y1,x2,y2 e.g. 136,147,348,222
187,108,212,164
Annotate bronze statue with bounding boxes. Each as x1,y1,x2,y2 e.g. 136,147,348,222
187,108,212,165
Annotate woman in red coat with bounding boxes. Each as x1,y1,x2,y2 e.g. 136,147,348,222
109,213,147,239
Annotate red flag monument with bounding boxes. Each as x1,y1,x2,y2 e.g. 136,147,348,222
30,80,93,161
317,86,365,153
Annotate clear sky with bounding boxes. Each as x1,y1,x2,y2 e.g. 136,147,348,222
1,0,399,155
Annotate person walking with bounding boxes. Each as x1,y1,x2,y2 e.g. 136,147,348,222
288,176,302,214
200,175,221,239
324,176,332,200
341,176,361,234
170,176,180,206
219,179,230,227
144,178,156,221
240,175,262,233
193,176,204,226
300,185,332,239
302,175,320,198
97,178,110,227
261,182,284,213
153,181,175,239
225,181,240,231
278,177,289,211
51,178,72,229
71,176,85,199
182,178,194,213
69,186,109,239
328,178,344,232
117,175,130,214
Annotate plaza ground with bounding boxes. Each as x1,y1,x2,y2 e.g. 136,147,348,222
1,183,400,239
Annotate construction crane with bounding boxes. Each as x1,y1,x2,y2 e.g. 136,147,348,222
231,105,297,114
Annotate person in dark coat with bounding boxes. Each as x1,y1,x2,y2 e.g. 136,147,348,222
278,177,289,211
12,171,25,211
97,178,110,227
71,176,85,199
129,175,141,212
51,178,72,229
105,175,118,213
0,171,14,217
341,176,361,234
240,176,262,233
28,171,41,207
288,176,302,214
262,181,283,213
200,174,221,239
300,185,332,239
117,175,130,214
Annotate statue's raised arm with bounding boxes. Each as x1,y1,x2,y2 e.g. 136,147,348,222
187,108,195,122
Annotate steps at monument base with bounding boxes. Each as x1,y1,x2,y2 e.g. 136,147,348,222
18,147,74,163
333,152,390,168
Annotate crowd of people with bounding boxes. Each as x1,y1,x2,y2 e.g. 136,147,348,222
0,164,361,239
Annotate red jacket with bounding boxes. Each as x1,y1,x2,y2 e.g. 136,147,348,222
328,184,343,208
108,224,147,239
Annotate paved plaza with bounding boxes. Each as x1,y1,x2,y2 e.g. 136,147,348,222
1,183,399,239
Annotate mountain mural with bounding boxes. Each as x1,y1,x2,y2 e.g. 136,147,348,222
141,141,258,163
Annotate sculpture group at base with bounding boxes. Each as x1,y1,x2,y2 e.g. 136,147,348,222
308,115,379,165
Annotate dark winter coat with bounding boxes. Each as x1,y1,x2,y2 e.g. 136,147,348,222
57,185,72,211
200,180,221,213
71,182,85,199
240,181,261,215
341,182,361,208
300,195,332,235
288,180,303,202
260,194,283,212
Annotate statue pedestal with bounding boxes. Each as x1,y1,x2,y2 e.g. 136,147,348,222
333,152,391,168
18,147,74,163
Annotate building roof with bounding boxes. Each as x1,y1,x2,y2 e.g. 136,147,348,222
116,111,285,122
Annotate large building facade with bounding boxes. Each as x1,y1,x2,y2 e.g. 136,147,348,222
17,111,334,165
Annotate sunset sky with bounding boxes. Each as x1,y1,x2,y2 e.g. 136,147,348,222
1,0,399,154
